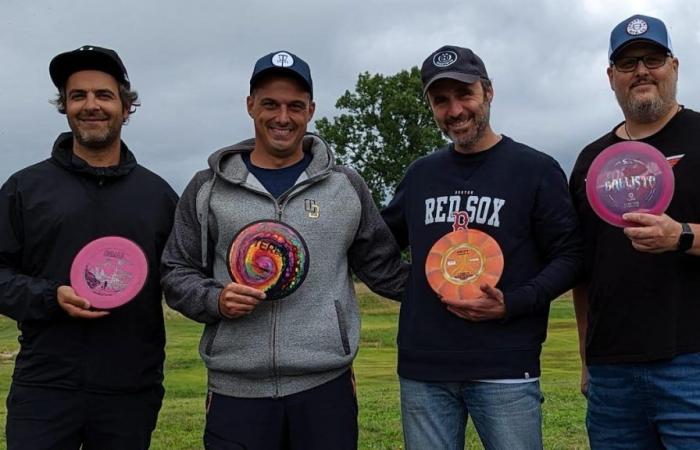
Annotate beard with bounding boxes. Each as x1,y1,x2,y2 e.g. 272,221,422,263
443,101,491,153
68,115,122,150
616,77,677,124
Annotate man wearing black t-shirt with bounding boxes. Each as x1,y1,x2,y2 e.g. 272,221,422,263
382,45,581,450
570,14,700,449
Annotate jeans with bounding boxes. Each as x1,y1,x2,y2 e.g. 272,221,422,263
587,352,700,450
399,376,543,450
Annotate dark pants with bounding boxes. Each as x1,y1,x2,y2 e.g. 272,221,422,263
5,384,163,450
204,370,358,450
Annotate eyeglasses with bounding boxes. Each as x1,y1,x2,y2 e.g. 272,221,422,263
613,53,670,72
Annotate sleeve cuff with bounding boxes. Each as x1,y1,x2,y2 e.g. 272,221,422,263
204,287,224,320
502,287,536,321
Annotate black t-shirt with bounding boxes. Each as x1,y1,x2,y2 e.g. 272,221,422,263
243,151,312,199
570,107,700,365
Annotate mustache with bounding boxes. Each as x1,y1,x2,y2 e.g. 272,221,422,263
77,112,110,120
445,114,470,126
630,78,657,89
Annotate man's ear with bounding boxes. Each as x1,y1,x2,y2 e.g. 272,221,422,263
246,95,255,118
607,66,615,91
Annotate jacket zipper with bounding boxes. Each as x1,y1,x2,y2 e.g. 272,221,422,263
241,171,331,398
271,300,279,397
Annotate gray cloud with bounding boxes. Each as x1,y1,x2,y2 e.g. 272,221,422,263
1,0,698,193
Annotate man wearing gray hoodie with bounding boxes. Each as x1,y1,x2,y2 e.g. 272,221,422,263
161,50,407,450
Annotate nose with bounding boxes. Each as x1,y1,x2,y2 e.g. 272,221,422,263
83,93,100,111
276,105,290,124
446,99,464,118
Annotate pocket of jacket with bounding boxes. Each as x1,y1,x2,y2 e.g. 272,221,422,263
334,300,351,355
203,322,222,356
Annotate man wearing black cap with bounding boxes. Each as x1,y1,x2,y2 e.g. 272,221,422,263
0,45,177,449
382,45,581,449
161,50,406,449
570,14,700,449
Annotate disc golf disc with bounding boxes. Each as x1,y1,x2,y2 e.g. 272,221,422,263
586,141,674,227
227,220,309,300
425,228,504,300
70,236,148,310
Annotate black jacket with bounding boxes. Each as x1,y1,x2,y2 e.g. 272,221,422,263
0,132,178,393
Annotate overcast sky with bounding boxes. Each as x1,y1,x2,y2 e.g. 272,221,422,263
1,0,698,194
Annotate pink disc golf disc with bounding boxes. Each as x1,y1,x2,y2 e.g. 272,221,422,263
586,141,674,227
70,236,149,310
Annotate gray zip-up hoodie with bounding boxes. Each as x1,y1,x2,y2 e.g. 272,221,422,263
161,134,407,398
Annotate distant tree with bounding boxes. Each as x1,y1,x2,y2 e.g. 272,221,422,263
315,67,446,205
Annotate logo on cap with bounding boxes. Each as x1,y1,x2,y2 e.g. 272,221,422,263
433,51,458,68
626,18,648,36
272,51,294,68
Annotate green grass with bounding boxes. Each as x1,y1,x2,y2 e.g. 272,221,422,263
0,290,588,449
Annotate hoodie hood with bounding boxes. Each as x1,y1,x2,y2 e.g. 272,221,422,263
50,131,137,178
207,133,334,185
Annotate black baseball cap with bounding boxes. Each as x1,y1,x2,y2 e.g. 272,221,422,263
49,45,130,89
421,45,489,96
250,50,313,98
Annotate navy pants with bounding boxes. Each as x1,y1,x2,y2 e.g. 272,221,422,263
5,384,163,450
204,370,358,450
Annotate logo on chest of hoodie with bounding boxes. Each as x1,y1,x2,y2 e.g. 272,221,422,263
424,194,505,227
304,198,320,218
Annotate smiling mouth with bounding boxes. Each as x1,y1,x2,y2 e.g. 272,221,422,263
447,119,473,132
270,127,294,138
631,81,656,90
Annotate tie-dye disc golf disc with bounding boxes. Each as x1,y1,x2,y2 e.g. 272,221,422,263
425,228,504,300
586,141,674,227
70,236,149,310
227,220,309,300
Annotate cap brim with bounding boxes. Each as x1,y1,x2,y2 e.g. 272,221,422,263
422,72,482,96
49,51,126,88
609,39,672,62
250,67,312,96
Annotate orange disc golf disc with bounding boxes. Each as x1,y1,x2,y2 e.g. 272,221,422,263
425,229,504,300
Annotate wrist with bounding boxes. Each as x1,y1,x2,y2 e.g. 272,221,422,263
676,222,694,252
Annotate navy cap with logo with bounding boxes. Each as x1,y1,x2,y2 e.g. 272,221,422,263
421,45,489,97
49,45,130,89
250,50,313,98
609,15,673,62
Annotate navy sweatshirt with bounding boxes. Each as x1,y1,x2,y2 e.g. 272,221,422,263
382,136,582,380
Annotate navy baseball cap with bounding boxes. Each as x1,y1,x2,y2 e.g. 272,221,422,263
609,15,673,62
421,45,489,97
250,50,313,98
50,45,130,89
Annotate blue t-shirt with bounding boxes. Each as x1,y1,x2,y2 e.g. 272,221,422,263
243,151,312,199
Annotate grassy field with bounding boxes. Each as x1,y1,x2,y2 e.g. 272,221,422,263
0,288,588,449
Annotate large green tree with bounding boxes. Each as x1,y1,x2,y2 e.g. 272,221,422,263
315,67,445,205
